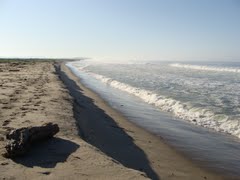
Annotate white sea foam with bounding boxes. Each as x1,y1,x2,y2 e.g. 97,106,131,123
66,61,240,139
170,63,240,73
87,72,240,138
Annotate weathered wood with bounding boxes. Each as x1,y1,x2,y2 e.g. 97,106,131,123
3,123,59,158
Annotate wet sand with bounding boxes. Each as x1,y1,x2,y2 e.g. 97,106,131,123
58,62,227,180
0,60,230,179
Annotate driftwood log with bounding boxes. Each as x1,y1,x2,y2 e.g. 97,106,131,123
3,123,59,158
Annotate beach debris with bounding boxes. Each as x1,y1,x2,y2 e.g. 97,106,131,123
2,123,59,158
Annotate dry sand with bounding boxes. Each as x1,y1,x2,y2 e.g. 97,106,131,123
0,61,230,180
0,61,148,180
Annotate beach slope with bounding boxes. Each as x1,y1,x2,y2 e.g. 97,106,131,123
0,61,148,180
58,62,224,180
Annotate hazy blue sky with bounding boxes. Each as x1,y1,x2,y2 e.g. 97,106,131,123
0,0,240,61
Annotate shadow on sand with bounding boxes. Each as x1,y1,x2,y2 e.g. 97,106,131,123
56,64,160,180
13,137,79,168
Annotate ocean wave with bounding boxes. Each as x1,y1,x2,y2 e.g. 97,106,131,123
66,62,240,138
170,63,240,73
89,73,240,138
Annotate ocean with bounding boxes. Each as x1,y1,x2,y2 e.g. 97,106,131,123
67,60,240,176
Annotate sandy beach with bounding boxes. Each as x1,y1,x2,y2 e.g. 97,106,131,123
0,61,147,180
0,60,230,180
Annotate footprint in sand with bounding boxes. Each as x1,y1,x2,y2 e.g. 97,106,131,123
15,90,21,94
35,100,42,104
10,112,18,117
10,98,17,101
50,99,58,102
34,96,40,100
20,107,28,111
2,126,14,132
25,99,33,103
2,120,11,126
1,102,9,105
21,113,26,117
2,106,12,110
22,104,30,107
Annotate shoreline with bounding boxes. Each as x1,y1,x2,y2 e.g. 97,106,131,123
65,61,240,178
58,62,226,180
0,60,236,179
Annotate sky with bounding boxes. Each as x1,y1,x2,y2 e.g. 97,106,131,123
0,0,240,61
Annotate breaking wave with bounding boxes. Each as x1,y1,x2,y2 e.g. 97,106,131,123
170,63,240,73
87,72,240,138
66,62,240,139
